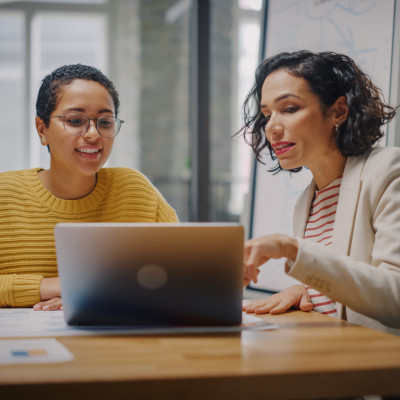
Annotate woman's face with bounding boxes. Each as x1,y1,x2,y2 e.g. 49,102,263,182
38,79,115,179
260,69,338,172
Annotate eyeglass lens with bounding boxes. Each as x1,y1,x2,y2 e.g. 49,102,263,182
63,113,121,138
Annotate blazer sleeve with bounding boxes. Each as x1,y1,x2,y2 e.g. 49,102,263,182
286,148,400,329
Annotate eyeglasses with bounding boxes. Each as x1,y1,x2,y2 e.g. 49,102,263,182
49,113,124,138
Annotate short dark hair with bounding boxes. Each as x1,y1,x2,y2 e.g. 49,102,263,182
238,50,397,173
36,64,120,126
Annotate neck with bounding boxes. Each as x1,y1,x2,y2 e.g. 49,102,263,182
38,169,97,200
309,151,347,190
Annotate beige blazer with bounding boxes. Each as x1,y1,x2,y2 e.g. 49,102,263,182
287,146,400,335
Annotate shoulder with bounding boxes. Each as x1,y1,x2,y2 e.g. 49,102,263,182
98,167,160,195
347,147,400,202
0,169,23,180
362,147,400,178
0,168,38,185
0,169,42,206
97,168,178,222
345,147,400,179
100,167,152,184
366,146,400,163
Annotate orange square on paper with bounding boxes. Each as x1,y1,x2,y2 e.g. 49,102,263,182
28,349,47,356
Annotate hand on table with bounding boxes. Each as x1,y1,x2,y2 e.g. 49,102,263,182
33,297,63,311
242,284,313,315
33,276,62,310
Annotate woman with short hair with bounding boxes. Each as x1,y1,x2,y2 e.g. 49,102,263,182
0,64,178,311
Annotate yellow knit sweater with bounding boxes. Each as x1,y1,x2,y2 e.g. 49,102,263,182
0,167,178,307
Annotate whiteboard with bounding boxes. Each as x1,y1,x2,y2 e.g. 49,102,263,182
248,0,397,292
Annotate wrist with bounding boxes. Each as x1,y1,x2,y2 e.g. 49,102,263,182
40,277,61,300
283,236,299,262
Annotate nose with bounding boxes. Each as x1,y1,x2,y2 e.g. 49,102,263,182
264,113,283,140
83,119,100,139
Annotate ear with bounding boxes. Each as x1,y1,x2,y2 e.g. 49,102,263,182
36,116,49,146
330,96,348,127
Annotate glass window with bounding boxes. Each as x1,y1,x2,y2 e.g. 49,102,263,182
109,0,262,222
0,12,25,172
209,1,262,222
23,0,106,3
108,0,192,221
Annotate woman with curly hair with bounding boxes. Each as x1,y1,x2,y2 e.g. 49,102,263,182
240,50,400,335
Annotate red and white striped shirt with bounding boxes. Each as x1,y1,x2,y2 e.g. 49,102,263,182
304,176,342,317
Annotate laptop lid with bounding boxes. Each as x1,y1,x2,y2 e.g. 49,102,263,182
55,223,244,327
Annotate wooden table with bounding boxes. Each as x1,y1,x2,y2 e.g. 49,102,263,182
1,310,400,400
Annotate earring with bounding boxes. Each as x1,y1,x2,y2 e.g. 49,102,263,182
335,120,343,133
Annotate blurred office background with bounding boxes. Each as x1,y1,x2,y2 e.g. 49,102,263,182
0,0,263,223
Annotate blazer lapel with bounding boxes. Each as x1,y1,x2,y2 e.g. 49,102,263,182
331,156,365,255
332,154,366,318
293,180,315,237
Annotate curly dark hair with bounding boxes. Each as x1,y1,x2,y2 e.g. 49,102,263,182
36,64,120,126
238,50,397,173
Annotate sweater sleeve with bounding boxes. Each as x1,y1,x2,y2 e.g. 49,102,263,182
0,274,43,307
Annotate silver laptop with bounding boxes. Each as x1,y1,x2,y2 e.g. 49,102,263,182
55,223,244,327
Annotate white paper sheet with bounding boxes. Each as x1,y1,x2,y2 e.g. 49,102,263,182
0,309,277,337
0,338,73,364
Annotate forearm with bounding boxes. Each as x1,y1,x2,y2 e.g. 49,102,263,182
287,239,400,328
39,277,61,300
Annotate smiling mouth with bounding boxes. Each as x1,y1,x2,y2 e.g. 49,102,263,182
273,142,295,156
77,148,101,154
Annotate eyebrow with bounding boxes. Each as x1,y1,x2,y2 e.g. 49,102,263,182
64,107,114,114
260,93,301,108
